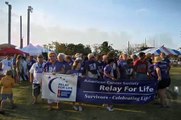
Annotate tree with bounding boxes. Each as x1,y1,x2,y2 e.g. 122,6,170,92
83,45,92,55
99,41,113,54
92,44,100,54
44,42,92,55
76,43,85,53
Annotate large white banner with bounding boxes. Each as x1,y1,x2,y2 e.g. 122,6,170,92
42,73,78,102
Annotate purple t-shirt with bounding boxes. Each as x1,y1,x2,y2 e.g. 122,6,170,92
153,62,170,80
44,61,64,73
85,60,98,74
117,60,128,79
27,59,36,70
70,69,82,76
103,64,113,79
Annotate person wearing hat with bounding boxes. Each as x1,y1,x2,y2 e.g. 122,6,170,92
29,55,46,104
153,56,171,108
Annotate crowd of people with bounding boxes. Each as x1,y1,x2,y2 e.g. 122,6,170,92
0,51,171,114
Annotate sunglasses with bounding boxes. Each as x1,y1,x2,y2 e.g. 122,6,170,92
49,56,55,57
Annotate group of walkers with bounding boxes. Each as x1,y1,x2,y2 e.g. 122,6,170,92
0,51,171,114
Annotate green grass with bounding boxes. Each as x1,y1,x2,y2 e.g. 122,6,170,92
1,67,181,120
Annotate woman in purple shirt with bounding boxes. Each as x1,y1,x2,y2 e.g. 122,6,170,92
103,59,116,111
70,58,83,111
153,56,171,108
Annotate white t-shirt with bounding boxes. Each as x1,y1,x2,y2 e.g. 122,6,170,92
1,59,13,75
22,60,28,73
29,62,46,84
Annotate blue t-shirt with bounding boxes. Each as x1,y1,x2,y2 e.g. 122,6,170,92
162,58,170,64
64,61,73,74
44,61,64,73
154,62,170,80
85,60,98,74
27,59,36,70
103,64,113,79
96,61,104,77
70,69,82,76
117,60,128,79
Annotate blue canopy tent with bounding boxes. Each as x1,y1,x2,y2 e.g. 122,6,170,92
136,46,181,56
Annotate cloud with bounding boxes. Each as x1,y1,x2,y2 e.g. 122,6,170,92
136,8,149,15
0,8,132,50
0,8,177,51
30,24,131,50
147,33,174,48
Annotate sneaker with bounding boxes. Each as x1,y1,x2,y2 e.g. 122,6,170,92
78,106,83,111
106,106,114,112
102,104,107,107
73,106,78,111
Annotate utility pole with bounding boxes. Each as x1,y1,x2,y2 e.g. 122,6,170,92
128,41,130,55
5,1,12,45
27,6,33,45
20,16,23,48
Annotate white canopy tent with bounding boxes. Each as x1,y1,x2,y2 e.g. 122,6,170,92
21,43,42,56
35,45,50,53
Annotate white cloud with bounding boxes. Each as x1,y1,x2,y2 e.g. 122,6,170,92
136,8,149,15
147,33,174,48
0,8,131,50
30,24,131,50
0,8,177,51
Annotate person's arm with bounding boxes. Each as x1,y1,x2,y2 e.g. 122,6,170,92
104,66,116,80
0,79,3,87
29,64,35,83
156,67,162,81
133,60,138,72
104,72,116,80
116,66,120,79
16,61,20,73
30,73,34,83
60,67,65,74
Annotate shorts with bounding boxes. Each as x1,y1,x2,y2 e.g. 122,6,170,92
1,94,13,101
158,78,171,89
32,84,41,97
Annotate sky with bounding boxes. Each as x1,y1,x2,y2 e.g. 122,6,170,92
0,0,181,50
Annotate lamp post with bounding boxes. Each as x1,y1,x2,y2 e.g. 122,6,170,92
27,6,33,45
5,1,12,45
20,16,23,48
